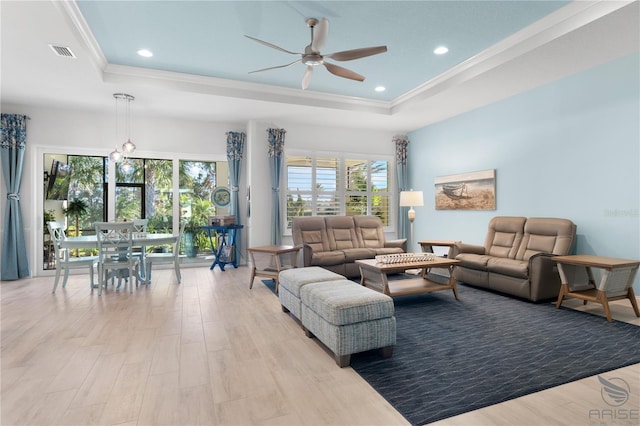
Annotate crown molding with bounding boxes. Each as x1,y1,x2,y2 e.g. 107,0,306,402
391,0,634,110
54,0,107,71
102,64,392,115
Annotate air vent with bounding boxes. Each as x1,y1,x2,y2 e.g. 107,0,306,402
48,44,76,58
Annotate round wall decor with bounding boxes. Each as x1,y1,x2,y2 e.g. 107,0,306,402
211,187,231,208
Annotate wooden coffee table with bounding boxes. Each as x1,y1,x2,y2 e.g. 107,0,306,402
356,257,461,299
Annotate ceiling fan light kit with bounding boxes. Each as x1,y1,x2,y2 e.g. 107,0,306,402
246,17,387,90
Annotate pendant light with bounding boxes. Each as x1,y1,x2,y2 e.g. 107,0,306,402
120,158,134,174
110,93,136,162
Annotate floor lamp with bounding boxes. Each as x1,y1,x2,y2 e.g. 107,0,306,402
400,190,424,252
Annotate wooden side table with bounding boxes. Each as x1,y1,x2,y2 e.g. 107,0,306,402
248,245,301,294
554,254,640,322
418,240,458,258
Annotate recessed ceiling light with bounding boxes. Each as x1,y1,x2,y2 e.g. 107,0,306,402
137,49,153,58
375,86,386,92
434,46,448,55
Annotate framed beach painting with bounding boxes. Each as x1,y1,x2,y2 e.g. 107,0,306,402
435,169,496,210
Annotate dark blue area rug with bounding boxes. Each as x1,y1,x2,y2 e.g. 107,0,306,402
262,279,277,293
347,284,640,425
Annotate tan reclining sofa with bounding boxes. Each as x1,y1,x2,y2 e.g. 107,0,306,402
292,215,407,278
450,216,577,302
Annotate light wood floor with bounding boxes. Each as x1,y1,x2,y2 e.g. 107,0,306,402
1,266,638,426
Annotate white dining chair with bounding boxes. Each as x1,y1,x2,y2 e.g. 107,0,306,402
94,221,140,295
130,218,149,274
106,218,148,286
47,222,98,293
132,218,149,234
145,220,186,283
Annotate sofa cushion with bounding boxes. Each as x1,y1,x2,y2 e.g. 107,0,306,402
302,230,326,253
372,247,405,256
484,216,526,259
516,218,576,260
325,216,359,250
293,217,331,253
486,257,529,279
456,253,493,271
341,248,376,262
361,228,381,247
353,215,386,248
312,251,346,266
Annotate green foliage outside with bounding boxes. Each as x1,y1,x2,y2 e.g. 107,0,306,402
179,161,218,254
67,156,105,232
64,198,89,238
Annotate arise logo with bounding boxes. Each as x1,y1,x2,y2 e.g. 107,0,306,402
599,376,631,407
588,375,639,425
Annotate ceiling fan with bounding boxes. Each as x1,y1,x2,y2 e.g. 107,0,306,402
245,17,387,90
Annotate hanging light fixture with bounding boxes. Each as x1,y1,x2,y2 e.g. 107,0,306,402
109,147,123,162
110,93,136,162
121,93,136,154
120,158,134,174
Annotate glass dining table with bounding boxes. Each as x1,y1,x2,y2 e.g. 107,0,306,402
59,233,178,284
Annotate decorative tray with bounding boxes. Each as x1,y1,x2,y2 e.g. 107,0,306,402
375,253,437,264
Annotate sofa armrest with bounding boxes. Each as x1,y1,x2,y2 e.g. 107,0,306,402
301,243,315,267
385,238,407,252
528,253,562,302
451,242,485,258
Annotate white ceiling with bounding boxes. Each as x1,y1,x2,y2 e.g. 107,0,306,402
1,1,638,133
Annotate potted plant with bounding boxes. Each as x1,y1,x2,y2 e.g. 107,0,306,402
183,217,203,258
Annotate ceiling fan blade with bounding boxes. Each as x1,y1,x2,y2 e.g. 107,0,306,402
249,59,301,74
302,66,314,90
244,35,300,55
311,18,329,52
323,62,365,82
325,45,387,61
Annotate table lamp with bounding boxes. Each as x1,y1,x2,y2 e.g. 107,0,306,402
399,189,424,252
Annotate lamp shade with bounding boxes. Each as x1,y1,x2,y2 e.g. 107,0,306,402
399,190,424,207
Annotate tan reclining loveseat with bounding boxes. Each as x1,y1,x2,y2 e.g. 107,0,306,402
292,215,407,278
450,216,576,302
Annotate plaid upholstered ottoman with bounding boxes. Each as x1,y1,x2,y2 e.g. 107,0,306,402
279,267,344,320
300,280,396,367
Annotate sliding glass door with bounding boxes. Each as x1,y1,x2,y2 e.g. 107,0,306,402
42,153,227,270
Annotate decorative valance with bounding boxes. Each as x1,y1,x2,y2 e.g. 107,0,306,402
393,135,409,166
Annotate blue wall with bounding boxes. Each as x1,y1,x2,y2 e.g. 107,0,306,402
408,52,640,291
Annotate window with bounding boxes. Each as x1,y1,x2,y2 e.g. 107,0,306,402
115,157,145,220
144,159,174,234
285,153,392,231
67,155,106,229
179,160,226,257
346,159,390,225
113,158,175,234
